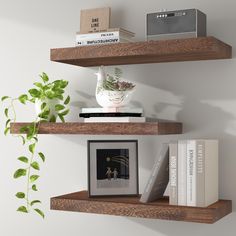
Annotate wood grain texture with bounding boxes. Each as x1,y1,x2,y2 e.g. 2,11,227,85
10,121,182,135
50,191,232,224
50,37,232,67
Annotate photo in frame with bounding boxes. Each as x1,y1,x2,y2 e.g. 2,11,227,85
88,140,139,197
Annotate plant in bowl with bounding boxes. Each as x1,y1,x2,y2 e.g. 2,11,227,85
1,72,70,218
96,66,136,108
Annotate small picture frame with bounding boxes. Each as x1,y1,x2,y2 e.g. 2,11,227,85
88,140,139,197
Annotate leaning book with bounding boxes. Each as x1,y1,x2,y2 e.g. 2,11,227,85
140,143,169,203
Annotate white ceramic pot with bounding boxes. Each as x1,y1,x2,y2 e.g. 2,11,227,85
35,98,60,121
96,89,134,108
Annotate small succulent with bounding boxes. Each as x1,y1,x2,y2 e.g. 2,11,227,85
103,68,135,91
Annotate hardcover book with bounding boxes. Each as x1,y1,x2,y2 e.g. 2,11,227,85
140,143,169,203
185,139,218,207
81,107,143,114
83,117,146,123
79,112,142,118
169,142,178,205
177,140,187,206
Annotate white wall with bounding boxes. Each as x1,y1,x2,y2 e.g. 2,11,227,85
0,0,236,235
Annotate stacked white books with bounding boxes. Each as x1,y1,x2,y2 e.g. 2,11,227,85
76,28,135,46
79,107,146,122
169,140,219,207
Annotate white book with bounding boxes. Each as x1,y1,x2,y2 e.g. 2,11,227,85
169,142,178,205
140,143,169,203
84,117,146,123
76,30,134,40
76,37,131,46
197,140,218,207
186,139,218,207
186,140,197,206
177,140,187,206
81,107,143,114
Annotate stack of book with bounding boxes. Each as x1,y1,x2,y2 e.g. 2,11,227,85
169,139,218,207
76,28,135,46
79,107,145,122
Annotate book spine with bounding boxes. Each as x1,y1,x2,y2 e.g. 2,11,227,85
169,142,178,205
79,113,142,118
84,117,146,122
76,31,121,40
177,140,187,206
187,140,196,206
76,37,121,46
81,108,143,113
196,140,205,207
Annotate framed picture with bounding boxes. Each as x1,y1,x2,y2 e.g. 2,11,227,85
88,140,139,197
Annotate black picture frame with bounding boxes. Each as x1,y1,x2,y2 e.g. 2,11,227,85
88,140,139,197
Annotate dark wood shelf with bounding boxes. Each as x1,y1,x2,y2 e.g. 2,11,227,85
50,37,232,67
50,191,232,224
10,121,182,135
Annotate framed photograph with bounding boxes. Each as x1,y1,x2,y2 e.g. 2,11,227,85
88,140,139,197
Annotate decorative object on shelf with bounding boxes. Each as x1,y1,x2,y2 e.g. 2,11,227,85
88,140,139,196
95,66,135,108
140,143,169,203
146,9,206,41
1,72,70,218
80,7,111,33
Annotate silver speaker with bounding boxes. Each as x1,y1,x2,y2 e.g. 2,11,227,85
146,9,207,41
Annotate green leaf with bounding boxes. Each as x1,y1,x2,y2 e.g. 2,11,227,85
29,143,36,154
34,82,43,88
18,94,28,104
19,135,26,145
1,96,10,101
40,72,49,83
41,102,47,110
56,95,63,100
28,89,41,98
64,96,70,105
14,169,27,178
49,115,56,122
4,127,10,136
4,108,9,117
33,137,38,143
30,175,39,183
58,114,65,122
31,161,40,170
15,192,25,199
55,104,65,111
38,152,45,162
59,80,69,88
17,206,28,213
59,109,69,116
18,156,28,163
32,184,38,191
30,200,41,206
5,119,11,127
45,90,55,99
34,208,44,218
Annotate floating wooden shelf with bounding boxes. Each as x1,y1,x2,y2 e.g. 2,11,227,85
10,121,182,135
50,37,232,67
50,191,232,224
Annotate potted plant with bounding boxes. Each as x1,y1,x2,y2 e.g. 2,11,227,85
95,66,136,108
1,72,70,218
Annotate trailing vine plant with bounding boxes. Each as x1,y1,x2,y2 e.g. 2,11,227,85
1,72,70,218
